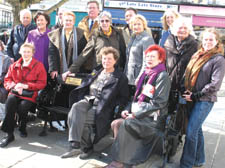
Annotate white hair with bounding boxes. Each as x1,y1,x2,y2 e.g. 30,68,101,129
98,11,112,24
19,9,32,20
170,17,196,38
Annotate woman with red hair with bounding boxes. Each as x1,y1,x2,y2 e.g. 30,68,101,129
108,45,171,167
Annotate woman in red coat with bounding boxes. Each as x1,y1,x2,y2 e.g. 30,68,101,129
0,43,47,148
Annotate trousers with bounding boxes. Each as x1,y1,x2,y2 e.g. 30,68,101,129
67,98,96,151
180,101,214,168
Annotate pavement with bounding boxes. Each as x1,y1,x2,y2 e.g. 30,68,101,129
0,94,225,168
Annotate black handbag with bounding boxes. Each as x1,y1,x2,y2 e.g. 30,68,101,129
11,89,34,98
11,61,38,98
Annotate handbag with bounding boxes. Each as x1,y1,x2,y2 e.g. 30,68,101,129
11,89,34,98
11,61,38,98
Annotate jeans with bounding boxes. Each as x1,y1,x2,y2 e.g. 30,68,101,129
180,101,214,168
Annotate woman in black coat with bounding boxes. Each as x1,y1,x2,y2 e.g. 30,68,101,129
164,17,198,115
60,47,129,159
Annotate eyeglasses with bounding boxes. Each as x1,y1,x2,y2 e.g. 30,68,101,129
100,20,110,23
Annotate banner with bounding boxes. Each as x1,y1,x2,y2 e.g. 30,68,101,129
104,0,178,11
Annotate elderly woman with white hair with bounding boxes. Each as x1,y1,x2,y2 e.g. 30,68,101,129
69,11,126,73
164,17,198,126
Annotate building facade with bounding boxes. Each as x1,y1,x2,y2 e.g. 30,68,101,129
0,0,13,29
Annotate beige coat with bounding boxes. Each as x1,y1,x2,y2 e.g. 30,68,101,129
78,16,99,41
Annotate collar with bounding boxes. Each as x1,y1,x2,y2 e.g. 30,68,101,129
132,30,147,40
15,57,36,70
22,57,33,67
20,23,31,29
88,17,98,24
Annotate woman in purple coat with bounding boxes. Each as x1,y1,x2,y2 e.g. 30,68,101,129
27,11,51,72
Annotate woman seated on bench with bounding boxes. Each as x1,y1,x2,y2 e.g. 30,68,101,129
107,45,171,168
0,43,47,147
61,46,129,159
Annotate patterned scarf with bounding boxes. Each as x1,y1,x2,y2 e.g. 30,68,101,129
134,63,166,103
185,43,224,91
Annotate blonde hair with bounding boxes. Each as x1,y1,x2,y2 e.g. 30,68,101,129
130,14,148,31
19,43,35,54
161,9,180,31
63,11,76,22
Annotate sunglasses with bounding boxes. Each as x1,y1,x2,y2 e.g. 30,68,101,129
100,20,110,23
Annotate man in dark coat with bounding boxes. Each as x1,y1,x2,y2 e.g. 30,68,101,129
6,9,36,61
48,11,87,80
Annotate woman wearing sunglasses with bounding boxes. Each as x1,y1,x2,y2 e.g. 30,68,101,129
69,11,126,74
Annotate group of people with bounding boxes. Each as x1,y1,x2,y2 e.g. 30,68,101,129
0,1,224,168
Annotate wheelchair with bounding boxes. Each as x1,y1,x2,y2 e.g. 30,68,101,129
36,73,87,136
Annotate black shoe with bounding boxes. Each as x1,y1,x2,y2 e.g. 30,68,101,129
79,149,93,160
71,141,80,149
19,130,28,138
0,135,15,148
60,141,81,158
19,128,27,138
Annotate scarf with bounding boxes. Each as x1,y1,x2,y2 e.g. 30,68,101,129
185,43,224,91
61,26,78,73
103,26,112,37
134,63,166,103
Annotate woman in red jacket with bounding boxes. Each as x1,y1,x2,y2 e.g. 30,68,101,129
0,43,47,148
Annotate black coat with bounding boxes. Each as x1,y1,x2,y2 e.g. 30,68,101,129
69,67,129,143
164,34,198,114
164,34,198,92
6,24,36,61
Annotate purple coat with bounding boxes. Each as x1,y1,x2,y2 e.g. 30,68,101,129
27,28,51,71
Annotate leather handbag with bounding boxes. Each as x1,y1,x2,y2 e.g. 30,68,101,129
11,89,34,98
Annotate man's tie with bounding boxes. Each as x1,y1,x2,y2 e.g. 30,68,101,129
89,20,94,31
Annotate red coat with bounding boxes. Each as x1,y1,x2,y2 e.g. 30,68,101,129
4,57,47,103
